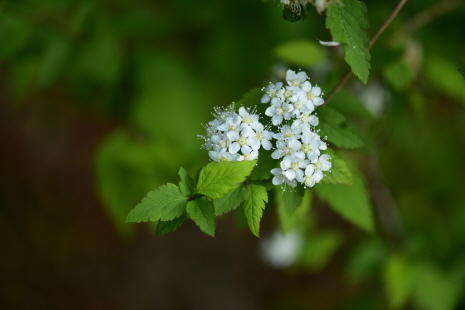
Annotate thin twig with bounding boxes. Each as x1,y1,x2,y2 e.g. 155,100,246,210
322,0,409,106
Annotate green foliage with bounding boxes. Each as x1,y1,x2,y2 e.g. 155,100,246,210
299,230,342,271
326,0,371,84
277,189,312,233
178,167,195,197
126,183,188,223
156,213,187,236
186,198,216,237
412,263,462,310
321,149,354,186
249,149,276,181
317,107,364,148
214,183,246,216
282,5,307,23
383,58,415,91
460,67,465,79
315,165,374,232
243,184,268,237
383,253,413,310
273,40,324,67
424,55,465,105
195,160,256,200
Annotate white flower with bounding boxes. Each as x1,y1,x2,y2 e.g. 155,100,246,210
291,113,319,132
254,123,274,150
300,130,323,161
273,125,302,141
271,168,297,187
286,69,308,87
302,81,324,106
238,107,260,129
238,145,259,161
280,154,309,182
261,82,283,104
301,164,323,187
265,97,294,126
209,150,240,162
312,153,332,172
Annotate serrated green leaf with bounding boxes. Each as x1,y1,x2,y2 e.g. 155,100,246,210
384,253,413,310
326,0,371,83
249,149,276,181
156,213,187,236
214,183,246,216
186,198,216,236
243,184,268,237
277,189,312,233
315,167,374,232
195,160,256,200
126,183,188,223
317,107,364,148
321,149,354,185
178,167,195,196
273,40,324,67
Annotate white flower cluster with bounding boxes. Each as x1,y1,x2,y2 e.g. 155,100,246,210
280,0,337,15
262,70,331,188
200,105,274,162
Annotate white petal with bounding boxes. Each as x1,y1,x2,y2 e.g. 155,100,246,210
261,94,271,103
285,169,296,180
227,131,239,141
262,140,272,150
229,142,240,154
313,97,324,106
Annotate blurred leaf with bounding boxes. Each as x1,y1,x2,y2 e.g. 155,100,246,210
273,40,324,67
277,189,312,233
424,55,465,105
243,184,268,237
178,167,195,197
317,107,364,148
126,183,188,223
40,35,71,87
412,263,462,310
234,87,266,115
321,149,354,186
195,160,256,200
95,130,180,236
326,0,371,84
383,253,413,310
460,67,465,79
214,183,246,216
346,238,387,282
280,186,305,216
0,14,31,60
383,59,414,91
186,198,216,236
315,165,374,232
299,230,342,271
156,213,187,236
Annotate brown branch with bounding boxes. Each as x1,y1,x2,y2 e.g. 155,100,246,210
322,0,409,106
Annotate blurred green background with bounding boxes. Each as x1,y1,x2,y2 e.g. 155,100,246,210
1,0,465,309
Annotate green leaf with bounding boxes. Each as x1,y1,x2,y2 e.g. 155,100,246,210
214,183,246,216
178,167,195,196
326,0,371,84
156,213,187,236
412,263,462,310
195,160,256,200
317,107,364,148
277,189,312,233
186,198,216,236
424,55,465,105
383,59,414,91
300,230,342,271
249,149,275,181
383,253,413,310
243,184,268,237
273,40,324,67
282,186,306,216
126,183,188,223
321,149,354,185
234,87,268,115
315,166,374,232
